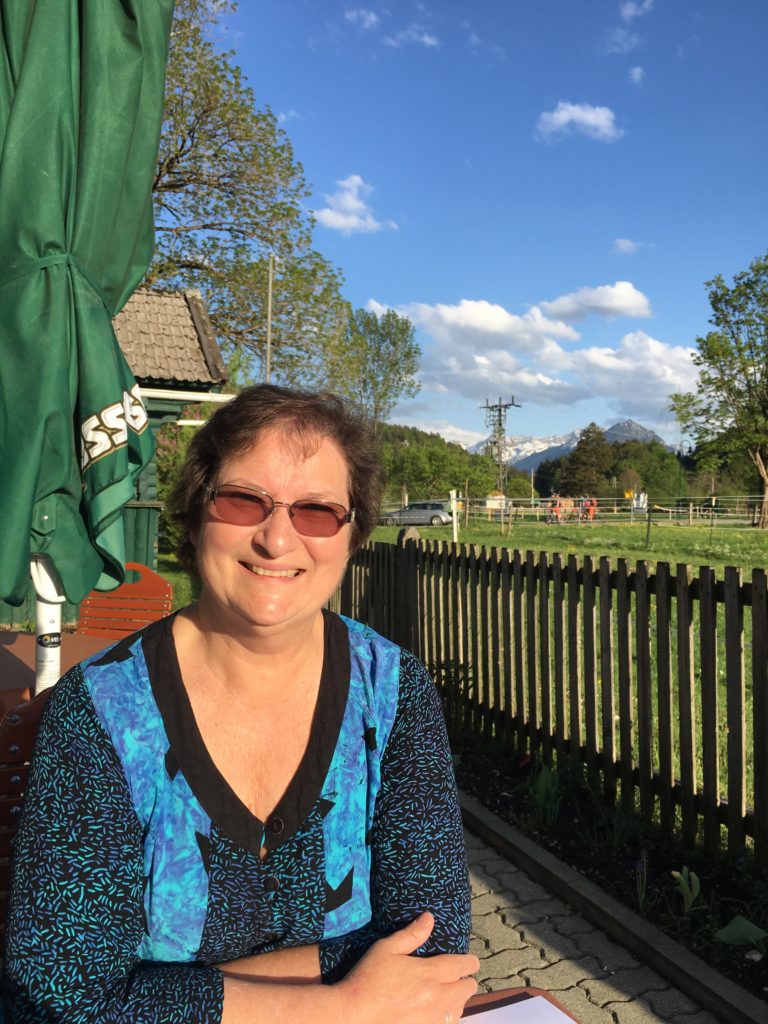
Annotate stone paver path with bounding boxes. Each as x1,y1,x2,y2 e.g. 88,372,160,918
466,830,719,1024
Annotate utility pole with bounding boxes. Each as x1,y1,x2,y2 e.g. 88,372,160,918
265,252,274,383
482,396,521,496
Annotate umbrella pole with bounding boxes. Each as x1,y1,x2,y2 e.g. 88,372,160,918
29,556,66,694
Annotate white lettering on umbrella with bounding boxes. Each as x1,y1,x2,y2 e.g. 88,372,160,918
80,387,150,470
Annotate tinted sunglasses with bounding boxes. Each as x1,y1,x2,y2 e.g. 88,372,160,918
206,484,356,538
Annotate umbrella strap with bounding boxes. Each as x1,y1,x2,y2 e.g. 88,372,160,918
0,253,112,314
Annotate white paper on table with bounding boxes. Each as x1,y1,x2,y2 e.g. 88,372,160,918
461,994,573,1023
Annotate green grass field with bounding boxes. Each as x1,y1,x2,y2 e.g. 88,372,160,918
158,521,766,611
371,520,767,575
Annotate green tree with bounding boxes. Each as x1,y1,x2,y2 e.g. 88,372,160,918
146,0,348,383
379,425,497,501
559,423,612,495
609,440,686,500
327,308,421,430
670,254,768,527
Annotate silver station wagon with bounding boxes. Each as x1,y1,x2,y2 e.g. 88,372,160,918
379,501,453,527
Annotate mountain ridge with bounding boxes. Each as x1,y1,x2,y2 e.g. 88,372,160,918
468,419,667,471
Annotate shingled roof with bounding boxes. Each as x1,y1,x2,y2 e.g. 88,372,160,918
113,288,227,388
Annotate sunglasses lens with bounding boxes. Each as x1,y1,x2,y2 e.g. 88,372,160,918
291,501,345,537
213,488,271,525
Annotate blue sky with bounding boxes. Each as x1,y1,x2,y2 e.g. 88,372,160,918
217,1,767,446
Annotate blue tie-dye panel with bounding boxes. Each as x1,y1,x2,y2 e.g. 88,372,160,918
321,617,401,938
83,638,212,962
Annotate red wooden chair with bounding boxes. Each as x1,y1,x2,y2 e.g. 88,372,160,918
76,562,173,640
0,690,51,946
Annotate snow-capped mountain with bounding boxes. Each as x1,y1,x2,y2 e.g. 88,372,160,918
468,430,581,465
468,420,666,472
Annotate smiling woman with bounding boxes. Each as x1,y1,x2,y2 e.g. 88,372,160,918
2,385,477,1024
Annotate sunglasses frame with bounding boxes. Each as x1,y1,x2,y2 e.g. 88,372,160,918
206,483,356,537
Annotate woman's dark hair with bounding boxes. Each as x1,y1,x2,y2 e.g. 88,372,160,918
169,384,384,571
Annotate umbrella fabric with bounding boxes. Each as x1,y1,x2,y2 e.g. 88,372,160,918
0,0,174,606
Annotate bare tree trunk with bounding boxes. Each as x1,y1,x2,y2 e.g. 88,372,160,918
752,450,768,528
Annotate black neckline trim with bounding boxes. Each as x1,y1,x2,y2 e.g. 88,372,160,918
143,610,350,856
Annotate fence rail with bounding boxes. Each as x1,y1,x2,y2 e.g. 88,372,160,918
330,538,768,871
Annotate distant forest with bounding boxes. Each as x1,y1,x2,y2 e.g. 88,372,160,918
380,422,760,502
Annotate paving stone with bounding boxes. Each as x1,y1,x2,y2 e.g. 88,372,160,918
567,928,641,972
492,872,552,903
470,935,491,960
548,914,597,937
582,968,669,1005
640,986,701,1018
470,891,519,916
604,996,668,1024
469,864,504,895
523,955,608,990
481,857,520,877
472,913,527,951
551,987,620,1024
667,1011,719,1024
505,897,573,923
481,975,528,992
477,946,547,983
463,831,488,851
515,919,589,962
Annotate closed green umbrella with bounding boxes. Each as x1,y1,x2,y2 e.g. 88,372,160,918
0,0,174,687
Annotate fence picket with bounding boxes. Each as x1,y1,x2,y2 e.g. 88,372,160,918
539,552,552,760
635,561,653,816
655,562,674,834
513,550,526,748
677,564,698,848
500,548,513,748
567,554,583,754
753,570,768,872
469,545,481,733
724,566,745,858
525,551,539,752
699,566,720,858
599,557,616,802
480,547,492,741
582,555,598,771
552,553,566,758
490,547,502,743
616,559,634,800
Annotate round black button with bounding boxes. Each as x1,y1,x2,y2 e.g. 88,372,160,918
268,816,284,835
264,875,280,893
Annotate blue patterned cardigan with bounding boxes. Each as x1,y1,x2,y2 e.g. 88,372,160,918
1,611,469,1023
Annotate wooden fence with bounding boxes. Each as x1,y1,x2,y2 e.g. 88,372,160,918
330,538,768,872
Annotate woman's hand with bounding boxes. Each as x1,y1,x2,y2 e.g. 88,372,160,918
337,912,479,1024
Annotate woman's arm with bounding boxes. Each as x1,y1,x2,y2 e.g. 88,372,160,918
1,668,224,1023
320,650,471,982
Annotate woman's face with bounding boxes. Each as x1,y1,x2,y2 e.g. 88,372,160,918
192,425,352,639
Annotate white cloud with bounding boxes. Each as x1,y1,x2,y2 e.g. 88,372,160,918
389,298,580,353
613,238,639,255
277,109,299,124
601,27,641,54
540,281,652,321
536,102,623,142
620,0,654,22
345,8,379,30
372,291,695,427
570,331,698,418
384,23,439,48
628,65,645,84
312,175,397,235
